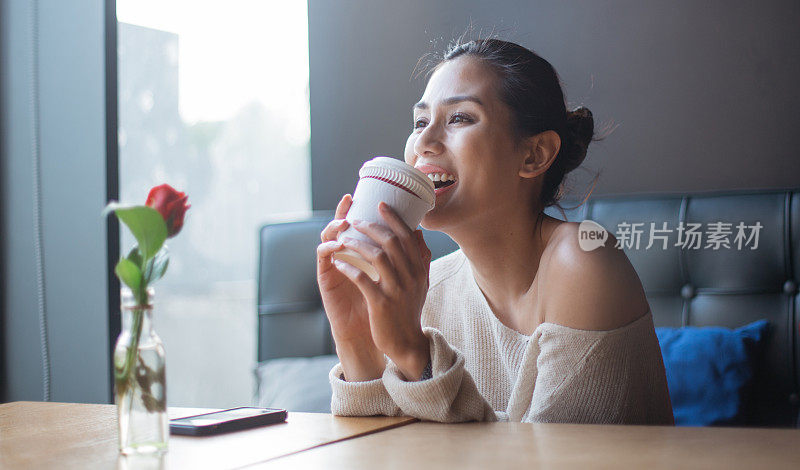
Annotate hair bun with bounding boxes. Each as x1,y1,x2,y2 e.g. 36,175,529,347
561,106,594,173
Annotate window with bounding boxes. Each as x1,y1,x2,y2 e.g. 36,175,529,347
117,0,311,407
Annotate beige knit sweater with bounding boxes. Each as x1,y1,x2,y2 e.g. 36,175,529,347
328,249,674,425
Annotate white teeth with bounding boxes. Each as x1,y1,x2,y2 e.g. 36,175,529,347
426,173,456,182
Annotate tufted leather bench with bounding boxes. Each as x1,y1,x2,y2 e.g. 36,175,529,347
258,188,799,427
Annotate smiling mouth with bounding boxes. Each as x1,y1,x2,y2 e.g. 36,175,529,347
434,180,455,190
425,172,457,190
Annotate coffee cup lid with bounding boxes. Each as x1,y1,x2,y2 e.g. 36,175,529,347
360,157,435,207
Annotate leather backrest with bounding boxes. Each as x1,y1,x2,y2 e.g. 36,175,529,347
546,189,799,427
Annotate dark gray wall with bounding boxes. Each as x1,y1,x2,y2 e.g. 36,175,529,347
309,0,800,210
1,0,111,403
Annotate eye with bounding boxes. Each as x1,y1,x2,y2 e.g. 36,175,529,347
449,112,473,124
414,118,428,129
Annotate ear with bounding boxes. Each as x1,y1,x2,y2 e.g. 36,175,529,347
518,130,561,179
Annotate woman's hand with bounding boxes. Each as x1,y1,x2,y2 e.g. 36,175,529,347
332,202,432,381
317,194,384,381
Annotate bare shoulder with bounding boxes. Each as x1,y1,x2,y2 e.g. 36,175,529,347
538,221,650,331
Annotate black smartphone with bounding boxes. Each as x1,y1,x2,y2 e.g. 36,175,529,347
169,406,287,436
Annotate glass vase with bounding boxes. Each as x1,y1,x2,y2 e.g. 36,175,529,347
114,287,168,455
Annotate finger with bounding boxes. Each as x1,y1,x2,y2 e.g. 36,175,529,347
317,240,345,261
340,236,400,287
334,194,353,221
351,219,415,279
333,259,382,303
321,218,350,243
316,240,345,273
377,202,422,273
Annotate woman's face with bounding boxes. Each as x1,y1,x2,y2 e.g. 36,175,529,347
404,56,531,233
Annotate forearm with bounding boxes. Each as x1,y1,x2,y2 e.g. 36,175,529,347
334,336,386,382
329,336,403,417
387,332,430,381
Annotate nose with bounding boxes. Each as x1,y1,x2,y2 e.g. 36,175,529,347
413,122,445,159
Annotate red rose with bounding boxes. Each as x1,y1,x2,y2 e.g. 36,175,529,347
146,184,190,238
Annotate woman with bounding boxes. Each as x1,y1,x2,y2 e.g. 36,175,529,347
316,38,673,424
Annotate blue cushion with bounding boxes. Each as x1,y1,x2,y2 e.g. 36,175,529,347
655,320,769,426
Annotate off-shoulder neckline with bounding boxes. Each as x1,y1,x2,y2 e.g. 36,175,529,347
453,248,653,340
533,309,654,336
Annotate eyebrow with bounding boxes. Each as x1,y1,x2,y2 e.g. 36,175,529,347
413,95,484,111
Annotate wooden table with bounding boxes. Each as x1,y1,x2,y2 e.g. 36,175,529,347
257,420,800,470
2,402,799,469
0,402,414,469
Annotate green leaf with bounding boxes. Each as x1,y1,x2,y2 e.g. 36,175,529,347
115,258,142,292
126,246,143,269
109,204,167,261
143,246,169,284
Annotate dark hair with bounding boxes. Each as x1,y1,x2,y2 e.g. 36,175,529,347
428,38,598,215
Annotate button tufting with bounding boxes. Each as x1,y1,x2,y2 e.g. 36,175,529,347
783,280,798,296
680,284,696,299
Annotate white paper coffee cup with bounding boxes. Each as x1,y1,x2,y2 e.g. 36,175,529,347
333,156,435,281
